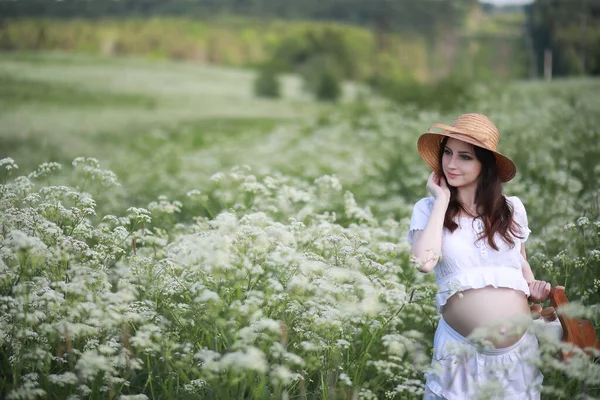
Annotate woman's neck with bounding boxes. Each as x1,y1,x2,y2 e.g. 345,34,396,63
456,186,478,211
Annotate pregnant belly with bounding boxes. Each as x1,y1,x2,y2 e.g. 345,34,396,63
442,286,531,348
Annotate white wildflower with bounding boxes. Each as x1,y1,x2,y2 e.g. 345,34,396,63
252,318,281,334
576,216,589,226
6,381,46,399
344,191,375,224
378,242,397,254
325,267,355,282
270,365,299,385
210,212,238,233
209,172,225,182
339,372,353,387
0,157,18,171
299,261,326,275
300,341,320,351
265,224,295,246
75,350,114,381
186,189,202,198
28,162,62,179
4,230,47,253
148,196,182,214
72,157,119,187
195,349,221,364
382,334,409,357
48,372,78,387
219,347,268,373
314,175,343,192
359,388,378,400
195,290,221,303
183,379,207,393
126,207,152,224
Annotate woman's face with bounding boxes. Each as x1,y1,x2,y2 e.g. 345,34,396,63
441,138,482,189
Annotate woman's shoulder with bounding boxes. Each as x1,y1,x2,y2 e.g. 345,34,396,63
412,196,435,211
503,195,529,226
503,195,526,210
504,195,530,238
408,197,436,241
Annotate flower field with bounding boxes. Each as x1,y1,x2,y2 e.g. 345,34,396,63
1,53,600,399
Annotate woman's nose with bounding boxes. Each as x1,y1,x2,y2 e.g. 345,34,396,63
448,156,457,169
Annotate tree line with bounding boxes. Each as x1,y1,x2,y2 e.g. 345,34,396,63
1,0,598,77
0,0,474,37
0,0,478,81
526,0,600,76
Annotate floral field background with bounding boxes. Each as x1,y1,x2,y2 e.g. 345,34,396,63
1,52,600,399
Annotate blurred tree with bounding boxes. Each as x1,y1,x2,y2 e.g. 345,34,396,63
0,0,475,36
526,0,600,76
254,64,281,98
0,0,478,81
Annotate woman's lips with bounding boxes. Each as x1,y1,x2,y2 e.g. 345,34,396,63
446,172,460,179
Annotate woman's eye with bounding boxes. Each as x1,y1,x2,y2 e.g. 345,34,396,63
444,149,451,155
461,155,471,160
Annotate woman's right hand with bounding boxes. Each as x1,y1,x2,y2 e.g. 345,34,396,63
426,172,450,204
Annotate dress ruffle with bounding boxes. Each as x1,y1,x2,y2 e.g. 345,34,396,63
425,317,543,400
436,266,530,313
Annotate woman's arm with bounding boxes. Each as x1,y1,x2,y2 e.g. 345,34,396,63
520,244,535,282
521,243,551,302
410,198,448,274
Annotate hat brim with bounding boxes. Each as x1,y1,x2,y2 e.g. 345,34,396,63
417,132,516,183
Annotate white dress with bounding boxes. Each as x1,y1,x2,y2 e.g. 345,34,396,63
408,196,543,399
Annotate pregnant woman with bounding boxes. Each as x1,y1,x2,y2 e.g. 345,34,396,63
408,114,551,399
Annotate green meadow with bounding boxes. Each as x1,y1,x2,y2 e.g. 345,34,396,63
1,51,600,399
0,52,341,210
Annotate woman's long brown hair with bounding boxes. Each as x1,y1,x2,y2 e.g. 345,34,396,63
438,136,523,250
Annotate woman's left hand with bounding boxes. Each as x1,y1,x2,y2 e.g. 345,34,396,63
528,280,551,302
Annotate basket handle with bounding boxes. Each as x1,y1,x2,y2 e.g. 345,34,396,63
549,286,599,358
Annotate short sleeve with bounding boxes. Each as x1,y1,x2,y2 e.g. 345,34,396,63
407,197,434,244
508,196,531,243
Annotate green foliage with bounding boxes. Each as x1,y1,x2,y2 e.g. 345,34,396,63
527,0,600,76
2,52,600,399
370,74,476,113
298,55,342,102
0,0,475,32
0,53,322,216
0,18,387,80
0,73,156,109
0,13,534,83
253,65,281,98
314,67,342,102
262,26,352,101
271,26,357,79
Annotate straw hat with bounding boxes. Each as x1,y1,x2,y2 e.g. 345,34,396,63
417,113,516,182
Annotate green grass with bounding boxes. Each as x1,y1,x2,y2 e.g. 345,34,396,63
0,73,157,109
93,117,284,151
1,51,600,400
0,51,340,211
0,51,326,162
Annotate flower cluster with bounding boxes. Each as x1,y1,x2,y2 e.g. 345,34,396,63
0,160,436,399
2,78,600,399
